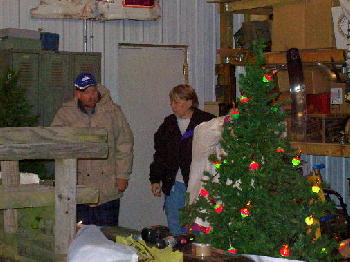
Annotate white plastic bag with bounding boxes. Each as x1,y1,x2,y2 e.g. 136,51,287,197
68,225,138,262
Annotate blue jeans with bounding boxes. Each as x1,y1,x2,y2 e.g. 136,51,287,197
76,199,120,226
164,181,187,235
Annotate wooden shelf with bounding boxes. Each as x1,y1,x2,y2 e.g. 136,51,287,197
217,48,345,66
291,141,350,157
265,49,345,65
207,0,340,11
207,0,291,10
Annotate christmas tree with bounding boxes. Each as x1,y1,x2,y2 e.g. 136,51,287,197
0,69,49,179
0,69,38,127
182,41,339,261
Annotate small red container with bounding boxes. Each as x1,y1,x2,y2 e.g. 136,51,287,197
306,92,330,114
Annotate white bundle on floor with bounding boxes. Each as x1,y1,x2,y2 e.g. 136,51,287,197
0,172,40,184
68,225,138,262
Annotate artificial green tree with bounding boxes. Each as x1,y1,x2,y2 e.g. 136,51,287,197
0,69,49,179
182,41,339,261
0,69,38,127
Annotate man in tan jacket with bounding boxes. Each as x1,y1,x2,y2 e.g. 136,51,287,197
51,73,134,226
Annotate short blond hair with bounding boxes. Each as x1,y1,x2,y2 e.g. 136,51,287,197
169,84,199,108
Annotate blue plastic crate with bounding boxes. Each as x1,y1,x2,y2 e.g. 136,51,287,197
40,32,59,51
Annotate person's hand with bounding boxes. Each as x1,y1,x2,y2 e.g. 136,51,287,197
116,178,129,192
151,183,161,197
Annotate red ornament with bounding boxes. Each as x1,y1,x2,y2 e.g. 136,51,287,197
214,204,223,213
339,241,347,250
263,74,273,82
275,147,285,152
213,161,222,168
200,188,209,197
227,247,237,254
292,157,301,166
240,208,250,217
230,109,240,119
262,70,279,82
240,96,249,103
280,244,290,257
249,161,259,170
204,226,211,234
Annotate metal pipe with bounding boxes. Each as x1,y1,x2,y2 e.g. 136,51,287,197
83,19,88,52
90,20,94,52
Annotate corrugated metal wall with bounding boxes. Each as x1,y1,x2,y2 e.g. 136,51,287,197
302,155,350,212
0,0,219,104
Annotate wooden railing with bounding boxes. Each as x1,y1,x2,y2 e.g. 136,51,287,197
0,127,108,255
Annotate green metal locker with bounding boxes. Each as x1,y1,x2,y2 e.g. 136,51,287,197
70,52,102,84
0,49,102,127
39,52,71,126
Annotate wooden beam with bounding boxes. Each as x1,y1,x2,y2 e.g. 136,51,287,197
0,185,98,209
208,0,337,3
207,0,231,2
220,3,233,49
290,142,350,157
232,7,272,15
224,0,298,12
265,49,345,64
55,159,76,255
0,127,108,160
0,127,107,144
1,161,19,233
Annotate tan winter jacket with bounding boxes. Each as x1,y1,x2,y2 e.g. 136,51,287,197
51,85,134,204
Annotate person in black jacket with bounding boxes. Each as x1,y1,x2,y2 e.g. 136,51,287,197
149,84,215,235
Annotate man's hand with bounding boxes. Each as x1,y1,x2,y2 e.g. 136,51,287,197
151,183,161,197
116,178,129,192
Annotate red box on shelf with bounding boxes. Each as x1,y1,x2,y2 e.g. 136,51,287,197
306,92,330,114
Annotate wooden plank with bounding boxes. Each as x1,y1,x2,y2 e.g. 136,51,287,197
0,185,98,209
220,3,233,49
290,142,350,157
232,7,272,15
1,161,19,233
218,48,345,65
0,127,108,160
224,0,298,11
55,159,76,255
265,49,345,64
209,0,339,9
0,127,107,143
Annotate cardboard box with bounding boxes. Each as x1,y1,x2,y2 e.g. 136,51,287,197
204,102,220,116
276,67,330,94
303,67,331,94
241,21,271,49
272,0,335,51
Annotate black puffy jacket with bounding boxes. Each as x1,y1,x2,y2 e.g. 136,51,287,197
149,108,215,195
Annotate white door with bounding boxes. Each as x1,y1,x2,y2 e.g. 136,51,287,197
117,44,187,230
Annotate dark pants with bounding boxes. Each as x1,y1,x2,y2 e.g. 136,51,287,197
76,199,120,226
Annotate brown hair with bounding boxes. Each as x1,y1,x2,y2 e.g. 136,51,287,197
169,84,199,108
